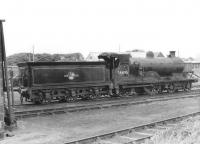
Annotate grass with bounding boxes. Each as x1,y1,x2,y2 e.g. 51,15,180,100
144,116,200,144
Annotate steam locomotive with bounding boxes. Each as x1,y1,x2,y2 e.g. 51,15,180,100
17,51,197,104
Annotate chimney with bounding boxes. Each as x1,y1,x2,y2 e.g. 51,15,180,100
169,51,176,58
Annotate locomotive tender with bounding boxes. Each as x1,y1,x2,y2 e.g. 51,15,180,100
18,51,197,104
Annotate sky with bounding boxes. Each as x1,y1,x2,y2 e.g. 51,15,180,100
0,0,200,58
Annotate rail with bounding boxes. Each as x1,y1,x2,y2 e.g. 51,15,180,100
14,89,200,119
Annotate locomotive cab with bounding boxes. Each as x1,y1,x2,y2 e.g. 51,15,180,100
99,52,131,94
98,53,131,79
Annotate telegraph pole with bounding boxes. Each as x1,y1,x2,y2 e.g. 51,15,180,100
0,20,15,137
0,19,5,138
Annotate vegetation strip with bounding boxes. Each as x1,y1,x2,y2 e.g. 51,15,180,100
64,112,200,144
15,90,200,119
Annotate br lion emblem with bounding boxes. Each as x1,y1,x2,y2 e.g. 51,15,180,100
64,72,79,80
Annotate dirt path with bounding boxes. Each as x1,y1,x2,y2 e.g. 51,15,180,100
2,96,200,144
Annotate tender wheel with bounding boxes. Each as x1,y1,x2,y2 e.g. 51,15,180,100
157,85,162,94
144,86,157,96
20,95,23,104
46,98,52,103
168,84,175,93
66,96,75,102
35,99,43,104
20,91,28,104
88,94,96,100
135,87,145,95
38,99,43,104
151,86,159,95
34,94,44,104
119,88,131,97
59,96,66,103
81,94,96,100
186,82,192,91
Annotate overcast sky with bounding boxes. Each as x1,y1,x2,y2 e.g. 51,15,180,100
0,0,200,58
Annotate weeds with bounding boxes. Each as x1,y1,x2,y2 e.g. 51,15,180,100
144,117,200,144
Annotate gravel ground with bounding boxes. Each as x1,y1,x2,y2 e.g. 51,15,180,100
1,95,200,144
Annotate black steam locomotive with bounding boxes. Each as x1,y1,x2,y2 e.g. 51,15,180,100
17,51,197,104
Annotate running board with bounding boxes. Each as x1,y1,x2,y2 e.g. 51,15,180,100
122,85,152,89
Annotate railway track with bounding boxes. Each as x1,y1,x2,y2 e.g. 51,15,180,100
65,111,200,144
14,89,200,119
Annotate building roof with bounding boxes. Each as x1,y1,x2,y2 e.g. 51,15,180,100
153,52,165,57
86,52,102,61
